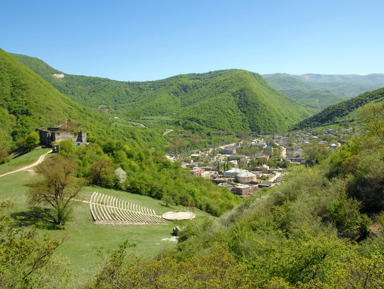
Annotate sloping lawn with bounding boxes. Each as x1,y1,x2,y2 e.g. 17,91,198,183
0,158,209,284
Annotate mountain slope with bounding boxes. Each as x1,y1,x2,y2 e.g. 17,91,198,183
0,49,165,151
263,73,384,110
10,53,312,133
292,87,384,129
173,70,311,133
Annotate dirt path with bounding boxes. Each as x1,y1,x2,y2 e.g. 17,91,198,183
0,150,52,178
163,129,174,136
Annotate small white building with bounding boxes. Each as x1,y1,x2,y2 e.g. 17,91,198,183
224,168,248,178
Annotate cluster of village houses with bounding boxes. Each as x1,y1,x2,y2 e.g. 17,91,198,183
176,128,349,198
177,139,286,198
40,122,348,199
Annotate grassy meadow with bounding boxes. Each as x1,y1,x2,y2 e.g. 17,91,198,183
0,148,51,175
0,150,210,283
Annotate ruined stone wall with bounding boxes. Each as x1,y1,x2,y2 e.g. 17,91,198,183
53,132,79,143
36,129,51,146
36,128,87,146
77,131,87,143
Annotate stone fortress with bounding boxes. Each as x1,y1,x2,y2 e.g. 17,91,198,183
36,120,86,147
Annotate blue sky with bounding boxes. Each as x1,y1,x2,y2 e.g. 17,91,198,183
2,0,384,81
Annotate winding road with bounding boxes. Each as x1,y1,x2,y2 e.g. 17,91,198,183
0,150,52,178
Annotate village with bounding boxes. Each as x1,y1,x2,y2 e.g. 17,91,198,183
170,127,356,197
35,122,355,198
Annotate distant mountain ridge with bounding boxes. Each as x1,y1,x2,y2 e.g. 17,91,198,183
10,53,312,134
297,73,384,84
263,73,384,110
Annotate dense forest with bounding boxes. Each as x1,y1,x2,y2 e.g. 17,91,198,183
293,87,384,129
11,53,312,134
0,49,169,160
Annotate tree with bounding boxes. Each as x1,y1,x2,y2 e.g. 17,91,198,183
21,131,40,152
0,139,9,163
359,102,384,136
30,155,83,228
88,157,115,187
0,201,62,288
114,168,127,189
304,143,329,166
58,139,76,157
92,244,253,288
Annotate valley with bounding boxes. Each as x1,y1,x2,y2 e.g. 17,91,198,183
1,48,384,288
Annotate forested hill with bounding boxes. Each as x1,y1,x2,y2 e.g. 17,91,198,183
0,49,166,152
292,87,384,129
263,73,384,110
10,53,312,133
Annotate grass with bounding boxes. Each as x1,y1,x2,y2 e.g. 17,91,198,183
0,148,51,175
0,153,210,285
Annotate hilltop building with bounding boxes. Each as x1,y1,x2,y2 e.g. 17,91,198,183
36,121,86,146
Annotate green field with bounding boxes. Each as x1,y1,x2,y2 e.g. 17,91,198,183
0,148,51,175
0,152,209,284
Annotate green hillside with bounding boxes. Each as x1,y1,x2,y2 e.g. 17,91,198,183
10,53,312,134
263,73,384,110
0,49,166,153
292,87,384,129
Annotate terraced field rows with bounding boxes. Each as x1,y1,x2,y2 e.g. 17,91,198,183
89,192,166,225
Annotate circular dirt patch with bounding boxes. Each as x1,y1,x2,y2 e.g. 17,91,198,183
162,211,196,221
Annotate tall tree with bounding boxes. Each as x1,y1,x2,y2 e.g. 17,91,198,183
30,155,83,228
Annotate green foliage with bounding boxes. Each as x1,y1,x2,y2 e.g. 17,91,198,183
58,139,76,157
249,229,351,286
174,143,381,285
293,87,384,129
29,155,83,228
0,201,64,288
91,244,254,289
360,102,384,136
315,254,384,288
326,111,384,213
21,131,40,152
0,49,167,153
73,139,239,216
11,52,312,134
263,73,384,111
304,143,330,166
327,191,371,240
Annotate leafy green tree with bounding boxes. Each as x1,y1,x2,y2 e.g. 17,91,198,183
359,102,384,136
88,157,115,187
29,155,83,228
327,191,371,240
304,143,329,166
315,254,384,288
58,139,76,157
0,201,62,287
0,139,9,163
114,167,127,189
92,244,254,288
21,131,40,152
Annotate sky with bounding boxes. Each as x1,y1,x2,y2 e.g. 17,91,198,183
2,0,384,81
